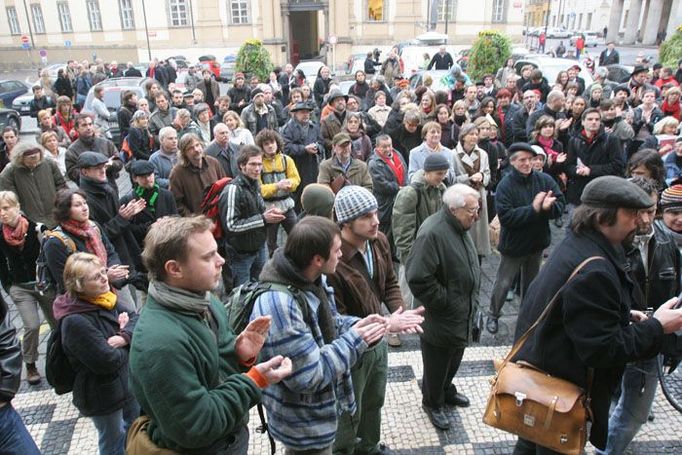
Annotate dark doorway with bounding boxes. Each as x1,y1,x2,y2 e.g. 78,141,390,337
290,11,318,64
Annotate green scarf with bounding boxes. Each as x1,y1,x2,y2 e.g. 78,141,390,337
134,184,160,213
148,280,211,315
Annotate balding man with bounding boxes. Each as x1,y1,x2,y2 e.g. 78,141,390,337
204,123,240,178
526,90,569,139
427,46,454,71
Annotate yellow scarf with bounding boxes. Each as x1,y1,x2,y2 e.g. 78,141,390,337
82,291,117,311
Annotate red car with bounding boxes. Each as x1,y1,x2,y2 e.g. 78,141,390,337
198,55,221,79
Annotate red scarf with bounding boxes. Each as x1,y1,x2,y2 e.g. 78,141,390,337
60,219,107,266
662,100,681,121
581,129,595,145
380,151,405,186
2,215,28,249
537,136,559,160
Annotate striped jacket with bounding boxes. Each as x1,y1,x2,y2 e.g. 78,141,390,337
251,275,365,451
218,173,266,254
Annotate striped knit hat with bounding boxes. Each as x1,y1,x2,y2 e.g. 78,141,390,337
334,186,377,224
661,185,682,211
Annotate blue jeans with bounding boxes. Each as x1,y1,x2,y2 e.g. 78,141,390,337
227,244,268,287
90,398,140,455
0,403,41,454
596,358,658,455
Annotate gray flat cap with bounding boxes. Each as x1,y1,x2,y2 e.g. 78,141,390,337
581,176,654,209
77,151,109,168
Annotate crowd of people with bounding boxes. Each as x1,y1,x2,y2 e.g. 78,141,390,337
2,45,682,455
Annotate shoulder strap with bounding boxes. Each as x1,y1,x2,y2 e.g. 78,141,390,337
44,228,77,254
503,256,604,366
262,282,311,326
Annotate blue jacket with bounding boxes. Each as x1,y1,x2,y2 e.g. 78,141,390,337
665,152,682,186
253,254,365,451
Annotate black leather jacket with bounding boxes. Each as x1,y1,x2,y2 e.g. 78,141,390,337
0,295,21,403
626,222,681,312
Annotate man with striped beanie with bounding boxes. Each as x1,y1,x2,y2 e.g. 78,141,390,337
328,185,424,455
656,184,682,252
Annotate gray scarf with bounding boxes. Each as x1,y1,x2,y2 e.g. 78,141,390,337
148,280,211,315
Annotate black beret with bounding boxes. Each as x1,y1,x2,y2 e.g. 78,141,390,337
129,160,155,176
507,142,537,157
580,176,654,209
290,101,314,112
77,151,108,168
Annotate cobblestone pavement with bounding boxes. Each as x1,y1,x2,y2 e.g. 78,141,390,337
8,206,682,454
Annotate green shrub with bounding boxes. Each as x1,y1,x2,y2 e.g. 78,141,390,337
235,39,274,82
660,26,682,68
468,30,512,82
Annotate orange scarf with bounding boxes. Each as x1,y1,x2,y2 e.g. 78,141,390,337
2,215,28,249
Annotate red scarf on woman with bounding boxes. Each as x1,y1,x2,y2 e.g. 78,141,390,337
662,100,681,121
537,136,560,160
60,219,107,266
2,215,28,249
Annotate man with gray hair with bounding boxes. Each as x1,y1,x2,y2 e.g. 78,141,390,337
204,123,240,178
148,126,179,189
407,183,482,430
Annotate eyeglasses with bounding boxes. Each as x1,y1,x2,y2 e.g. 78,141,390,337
462,205,480,215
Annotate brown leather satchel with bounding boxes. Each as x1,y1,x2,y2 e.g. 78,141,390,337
482,256,602,455
330,174,349,194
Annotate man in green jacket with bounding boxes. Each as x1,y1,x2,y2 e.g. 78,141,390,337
406,183,481,431
129,215,292,454
392,154,449,308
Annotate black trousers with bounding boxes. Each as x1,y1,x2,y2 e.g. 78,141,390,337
420,338,465,409
513,437,563,455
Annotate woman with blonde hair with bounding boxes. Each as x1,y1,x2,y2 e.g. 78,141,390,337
418,90,437,124
40,131,68,176
39,69,56,103
453,123,491,260
0,190,57,385
407,121,456,181
452,99,469,127
640,116,680,157
35,109,71,148
53,252,138,455
223,110,254,146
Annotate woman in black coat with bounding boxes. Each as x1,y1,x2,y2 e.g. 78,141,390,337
53,252,138,455
126,111,154,161
53,69,74,99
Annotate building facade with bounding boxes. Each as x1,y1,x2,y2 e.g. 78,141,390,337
0,0,523,70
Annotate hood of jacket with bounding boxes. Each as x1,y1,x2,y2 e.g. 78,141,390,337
53,293,100,321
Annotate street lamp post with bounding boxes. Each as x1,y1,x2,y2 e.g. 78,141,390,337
141,0,152,61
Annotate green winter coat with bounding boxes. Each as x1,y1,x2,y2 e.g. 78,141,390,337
391,169,445,263
129,293,261,452
406,205,480,348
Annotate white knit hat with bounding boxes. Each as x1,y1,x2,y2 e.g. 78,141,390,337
334,186,378,224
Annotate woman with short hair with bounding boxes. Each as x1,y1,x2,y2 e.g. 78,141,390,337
54,252,138,455
223,110,254,147
0,190,57,385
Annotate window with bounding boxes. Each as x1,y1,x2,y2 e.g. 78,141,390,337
57,2,73,32
586,13,592,30
168,0,189,27
229,0,249,24
119,0,135,29
368,0,385,21
492,0,505,23
437,0,456,22
86,0,103,31
30,4,45,34
6,7,20,35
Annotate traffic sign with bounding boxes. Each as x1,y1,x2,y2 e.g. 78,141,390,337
328,35,337,45
20,35,29,44
39,49,47,58
21,43,30,50
64,40,72,48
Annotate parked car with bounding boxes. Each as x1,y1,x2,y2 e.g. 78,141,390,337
345,53,367,75
514,56,594,87
546,28,571,39
0,108,21,148
11,90,35,116
295,60,325,86
220,54,237,82
569,32,600,47
198,55,221,79
42,63,67,80
0,80,31,110
409,70,451,93
605,64,634,83
82,77,152,147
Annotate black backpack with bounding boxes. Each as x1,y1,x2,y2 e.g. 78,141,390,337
35,227,76,294
45,321,76,395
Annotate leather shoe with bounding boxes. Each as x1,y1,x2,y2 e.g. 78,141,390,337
486,316,499,334
444,391,470,407
422,404,450,430
377,442,395,454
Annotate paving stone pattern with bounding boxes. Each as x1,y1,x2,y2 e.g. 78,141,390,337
7,177,682,453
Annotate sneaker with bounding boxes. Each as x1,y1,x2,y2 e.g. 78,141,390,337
387,333,402,347
486,316,499,334
26,363,41,385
